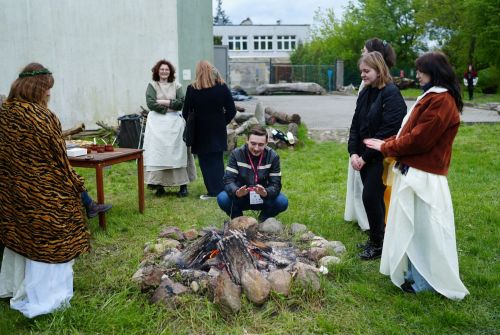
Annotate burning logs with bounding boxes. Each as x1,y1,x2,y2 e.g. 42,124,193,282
132,217,346,313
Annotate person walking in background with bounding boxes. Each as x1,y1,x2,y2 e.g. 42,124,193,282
182,60,236,200
364,52,469,299
0,63,90,317
217,126,288,221
348,52,407,260
144,59,196,197
463,64,478,100
345,38,397,232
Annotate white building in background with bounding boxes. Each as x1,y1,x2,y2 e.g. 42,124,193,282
213,18,310,93
213,18,310,62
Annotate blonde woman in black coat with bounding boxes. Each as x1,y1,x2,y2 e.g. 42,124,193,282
182,60,236,199
348,52,406,260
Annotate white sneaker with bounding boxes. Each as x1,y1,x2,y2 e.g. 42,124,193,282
199,194,216,200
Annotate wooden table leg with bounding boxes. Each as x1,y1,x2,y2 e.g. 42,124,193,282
96,164,106,229
137,154,145,213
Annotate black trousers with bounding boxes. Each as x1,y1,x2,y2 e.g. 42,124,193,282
467,84,474,100
360,160,386,246
197,151,224,196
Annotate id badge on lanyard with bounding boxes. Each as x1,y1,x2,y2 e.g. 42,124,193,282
248,152,264,205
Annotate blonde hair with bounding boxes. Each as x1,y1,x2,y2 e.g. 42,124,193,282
359,51,392,89
8,62,54,107
192,60,225,89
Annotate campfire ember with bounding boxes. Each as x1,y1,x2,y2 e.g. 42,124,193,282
132,217,345,313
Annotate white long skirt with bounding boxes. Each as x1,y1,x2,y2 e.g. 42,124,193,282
344,161,369,231
380,167,469,300
0,247,74,318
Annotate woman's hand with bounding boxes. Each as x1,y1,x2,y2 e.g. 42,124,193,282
351,154,361,171
364,138,385,152
157,99,171,107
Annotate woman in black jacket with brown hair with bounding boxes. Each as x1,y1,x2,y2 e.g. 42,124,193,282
348,51,406,260
182,60,236,199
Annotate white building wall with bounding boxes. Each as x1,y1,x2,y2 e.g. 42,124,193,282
213,24,310,59
0,0,179,128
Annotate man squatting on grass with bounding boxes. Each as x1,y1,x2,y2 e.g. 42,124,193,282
217,126,288,221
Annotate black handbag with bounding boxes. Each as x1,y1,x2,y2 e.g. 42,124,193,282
182,86,196,146
183,110,195,147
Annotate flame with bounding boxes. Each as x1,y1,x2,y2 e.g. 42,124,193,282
208,249,220,259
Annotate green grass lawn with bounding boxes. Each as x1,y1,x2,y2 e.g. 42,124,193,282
1,124,499,334
401,87,500,105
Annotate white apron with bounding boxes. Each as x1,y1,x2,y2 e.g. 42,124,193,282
380,86,469,300
344,162,369,231
143,81,187,169
344,81,369,230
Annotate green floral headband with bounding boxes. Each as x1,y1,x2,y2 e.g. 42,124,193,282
18,68,52,78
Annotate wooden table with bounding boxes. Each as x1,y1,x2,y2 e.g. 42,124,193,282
69,148,144,229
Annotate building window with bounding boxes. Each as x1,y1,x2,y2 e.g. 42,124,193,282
253,35,273,50
228,36,248,51
277,35,297,51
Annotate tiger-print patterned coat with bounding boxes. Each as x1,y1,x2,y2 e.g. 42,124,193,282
0,99,90,263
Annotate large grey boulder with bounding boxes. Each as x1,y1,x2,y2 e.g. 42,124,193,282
293,262,321,291
267,270,292,296
258,218,284,234
241,269,271,305
214,271,242,314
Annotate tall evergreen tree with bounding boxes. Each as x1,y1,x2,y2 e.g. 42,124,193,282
213,0,231,25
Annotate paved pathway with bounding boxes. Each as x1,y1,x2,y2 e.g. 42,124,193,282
238,94,500,131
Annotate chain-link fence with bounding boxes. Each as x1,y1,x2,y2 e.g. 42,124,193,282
270,64,336,91
344,65,417,88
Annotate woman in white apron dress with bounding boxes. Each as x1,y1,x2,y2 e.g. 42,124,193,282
364,52,469,300
144,60,196,197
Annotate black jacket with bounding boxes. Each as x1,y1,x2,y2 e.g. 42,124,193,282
348,82,406,162
182,83,236,155
223,144,282,200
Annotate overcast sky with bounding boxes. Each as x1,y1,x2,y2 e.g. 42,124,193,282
213,0,353,25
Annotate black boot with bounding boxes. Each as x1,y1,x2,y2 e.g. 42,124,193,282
177,185,188,197
359,241,383,260
86,201,113,218
155,187,166,197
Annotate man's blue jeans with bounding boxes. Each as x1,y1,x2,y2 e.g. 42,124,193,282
217,191,288,220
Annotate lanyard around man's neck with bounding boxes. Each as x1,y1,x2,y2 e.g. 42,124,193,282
247,151,264,185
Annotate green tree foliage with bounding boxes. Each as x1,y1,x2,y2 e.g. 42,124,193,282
291,1,426,69
417,0,500,69
213,0,231,25
214,36,223,45
292,0,499,89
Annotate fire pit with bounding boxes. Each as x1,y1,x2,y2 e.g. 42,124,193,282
132,216,345,313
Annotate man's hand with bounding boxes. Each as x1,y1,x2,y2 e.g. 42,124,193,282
254,184,267,197
235,185,249,198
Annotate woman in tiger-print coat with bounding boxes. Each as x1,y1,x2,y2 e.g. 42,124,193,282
0,63,90,318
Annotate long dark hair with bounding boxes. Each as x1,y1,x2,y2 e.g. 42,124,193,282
415,52,463,112
151,59,175,82
365,38,396,68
